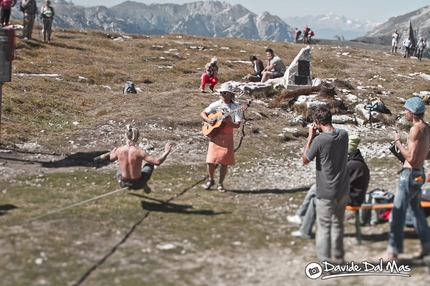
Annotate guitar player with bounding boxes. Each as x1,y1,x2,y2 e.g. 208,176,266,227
199,82,243,193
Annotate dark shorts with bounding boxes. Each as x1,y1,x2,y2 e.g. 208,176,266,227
272,71,284,78
116,163,154,190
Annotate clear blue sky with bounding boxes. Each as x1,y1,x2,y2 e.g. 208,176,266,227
69,0,429,23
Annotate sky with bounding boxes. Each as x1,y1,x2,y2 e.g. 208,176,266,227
68,0,430,23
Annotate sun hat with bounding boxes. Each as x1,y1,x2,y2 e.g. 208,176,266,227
218,82,235,94
210,57,218,65
404,97,425,114
348,135,361,154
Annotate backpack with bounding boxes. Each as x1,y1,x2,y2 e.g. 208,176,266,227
123,81,137,94
364,97,391,114
311,31,315,37
360,188,394,226
297,30,302,36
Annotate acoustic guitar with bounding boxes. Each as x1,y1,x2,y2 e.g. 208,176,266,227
202,105,247,136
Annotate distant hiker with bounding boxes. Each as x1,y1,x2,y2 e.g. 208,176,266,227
200,82,243,193
243,55,264,82
200,57,219,93
20,0,37,40
109,125,171,193
416,37,426,61
403,36,413,58
391,30,399,53
294,27,301,44
40,0,54,43
309,30,315,44
303,25,310,45
0,0,16,27
261,48,286,83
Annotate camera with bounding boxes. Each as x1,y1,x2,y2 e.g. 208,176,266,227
308,267,320,276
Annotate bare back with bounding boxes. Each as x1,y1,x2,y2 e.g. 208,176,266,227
115,145,147,179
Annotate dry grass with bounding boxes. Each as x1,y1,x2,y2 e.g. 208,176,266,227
2,24,429,147
1,23,430,286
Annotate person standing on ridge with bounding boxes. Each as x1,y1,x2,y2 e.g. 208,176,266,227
403,36,413,58
391,30,399,53
0,0,16,27
416,37,426,60
40,0,54,43
20,0,37,40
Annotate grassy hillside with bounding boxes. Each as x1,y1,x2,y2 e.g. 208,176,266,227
1,23,430,286
2,24,430,147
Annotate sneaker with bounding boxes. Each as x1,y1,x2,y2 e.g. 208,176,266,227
143,184,151,194
291,230,304,237
287,215,302,225
209,87,214,93
200,88,205,93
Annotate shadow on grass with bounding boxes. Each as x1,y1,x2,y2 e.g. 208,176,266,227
40,151,111,168
0,150,111,168
229,187,309,195
344,232,388,242
139,199,230,215
0,204,18,216
345,229,421,242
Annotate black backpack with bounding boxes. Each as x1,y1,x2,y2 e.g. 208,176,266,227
360,188,394,226
123,81,137,94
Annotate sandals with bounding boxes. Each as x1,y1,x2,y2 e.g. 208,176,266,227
202,180,215,190
202,180,226,192
217,184,226,193
413,250,430,259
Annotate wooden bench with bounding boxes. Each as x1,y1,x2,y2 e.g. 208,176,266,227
346,201,430,244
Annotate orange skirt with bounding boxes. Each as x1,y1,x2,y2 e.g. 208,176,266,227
206,125,235,165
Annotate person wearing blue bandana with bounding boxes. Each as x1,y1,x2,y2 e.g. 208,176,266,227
377,97,430,262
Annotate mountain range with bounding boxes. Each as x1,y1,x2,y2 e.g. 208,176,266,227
11,1,295,41
8,0,430,46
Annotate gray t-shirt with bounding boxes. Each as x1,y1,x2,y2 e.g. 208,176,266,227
305,128,349,200
270,56,286,74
